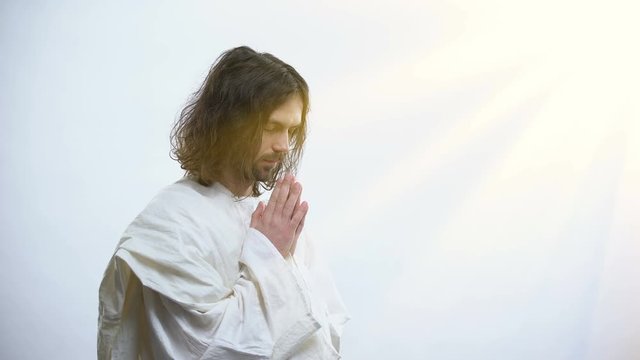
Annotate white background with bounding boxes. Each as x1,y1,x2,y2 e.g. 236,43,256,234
1,1,639,359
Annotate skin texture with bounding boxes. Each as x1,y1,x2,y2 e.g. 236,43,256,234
251,174,308,257
220,95,304,197
222,95,308,257
253,95,304,183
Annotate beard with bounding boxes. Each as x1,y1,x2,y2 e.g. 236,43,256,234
250,153,283,182
251,163,272,182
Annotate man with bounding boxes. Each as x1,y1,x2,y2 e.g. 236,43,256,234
98,46,349,359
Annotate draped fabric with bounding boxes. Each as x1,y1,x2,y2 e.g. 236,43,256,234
98,179,349,359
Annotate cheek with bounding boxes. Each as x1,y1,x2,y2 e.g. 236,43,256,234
256,134,271,156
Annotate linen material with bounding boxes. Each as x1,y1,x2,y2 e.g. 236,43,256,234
239,228,321,359
98,179,347,359
290,236,350,355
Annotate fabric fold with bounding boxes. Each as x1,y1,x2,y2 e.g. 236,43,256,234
98,178,348,359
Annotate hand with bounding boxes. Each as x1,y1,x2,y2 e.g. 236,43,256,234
250,174,309,257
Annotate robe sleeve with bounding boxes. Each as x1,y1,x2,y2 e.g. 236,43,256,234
293,232,350,353
98,223,320,360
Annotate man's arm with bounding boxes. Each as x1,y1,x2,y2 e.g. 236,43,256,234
98,176,333,360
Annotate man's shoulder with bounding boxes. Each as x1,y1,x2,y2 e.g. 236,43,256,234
138,178,215,219
118,178,230,246
128,179,212,223
150,177,207,204
129,177,244,230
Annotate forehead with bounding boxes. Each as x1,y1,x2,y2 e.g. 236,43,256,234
267,95,303,127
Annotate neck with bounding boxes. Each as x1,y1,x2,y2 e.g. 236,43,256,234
219,169,254,197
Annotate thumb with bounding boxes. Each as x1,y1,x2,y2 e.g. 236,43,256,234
250,201,265,228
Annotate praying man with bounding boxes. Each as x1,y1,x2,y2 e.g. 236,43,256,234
97,46,349,359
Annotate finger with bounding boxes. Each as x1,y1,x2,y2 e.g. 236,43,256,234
274,173,293,214
264,178,283,218
250,201,265,228
291,215,307,253
282,182,302,218
294,212,305,240
290,201,308,229
294,180,301,211
291,213,305,255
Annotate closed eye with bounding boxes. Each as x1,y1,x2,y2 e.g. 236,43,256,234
264,124,281,133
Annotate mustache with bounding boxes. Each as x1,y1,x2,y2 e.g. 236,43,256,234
260,153,285,162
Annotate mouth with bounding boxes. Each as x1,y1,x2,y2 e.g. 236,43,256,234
262,157,281,166
262,154,282,164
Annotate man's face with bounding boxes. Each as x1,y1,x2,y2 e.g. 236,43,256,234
252,95,303,181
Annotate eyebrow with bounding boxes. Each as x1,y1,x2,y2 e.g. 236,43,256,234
266,119,300,128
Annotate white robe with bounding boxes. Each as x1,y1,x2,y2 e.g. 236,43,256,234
98,178,349,359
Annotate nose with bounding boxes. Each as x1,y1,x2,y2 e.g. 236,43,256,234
272,131,289,153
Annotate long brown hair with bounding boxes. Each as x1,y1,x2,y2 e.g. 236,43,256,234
170,46,309,196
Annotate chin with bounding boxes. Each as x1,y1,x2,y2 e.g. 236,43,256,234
252,166,274,183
